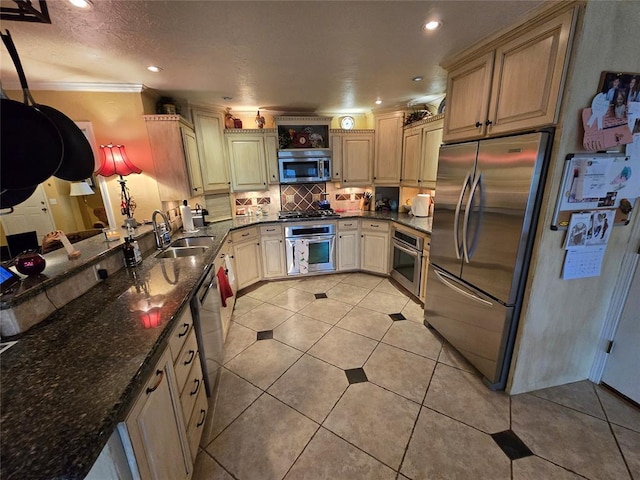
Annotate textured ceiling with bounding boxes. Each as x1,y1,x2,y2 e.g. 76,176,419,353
0,0,547,114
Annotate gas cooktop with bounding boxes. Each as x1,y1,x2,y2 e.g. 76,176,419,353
278,209,340,220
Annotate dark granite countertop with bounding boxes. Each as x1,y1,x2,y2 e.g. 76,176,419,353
0,211,430,479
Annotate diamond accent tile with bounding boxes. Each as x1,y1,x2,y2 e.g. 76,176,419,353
345,367,368,384
314,293,328,299
389,313,406,321
491,429,534,460
256,330,273,340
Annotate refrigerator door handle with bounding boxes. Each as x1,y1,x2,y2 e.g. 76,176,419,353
434,268,494,307
462,172,483,263
453,172,472,260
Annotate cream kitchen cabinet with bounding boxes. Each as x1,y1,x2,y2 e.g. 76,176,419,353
231,226,262,289
331,130,374,186
401,115,443,189
260,225,286,278
442,5,576,142
225,131,269,192
120,348,191,480
337,219,359,271
144,115,198,202
192,108,230,193
360,220,389,274
264,130,280,184
374,112,404,185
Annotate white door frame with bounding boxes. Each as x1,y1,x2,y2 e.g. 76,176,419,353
590,207,640,383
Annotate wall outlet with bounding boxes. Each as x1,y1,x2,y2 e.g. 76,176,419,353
94,264,102,281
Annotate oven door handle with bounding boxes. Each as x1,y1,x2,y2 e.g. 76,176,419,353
287,235,335,243
392,239,420,257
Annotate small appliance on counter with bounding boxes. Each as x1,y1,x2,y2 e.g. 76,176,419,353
410,194,431,217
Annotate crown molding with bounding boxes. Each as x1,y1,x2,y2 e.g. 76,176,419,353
0,81,145,93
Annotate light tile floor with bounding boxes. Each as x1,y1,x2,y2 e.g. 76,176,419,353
193,272,640,480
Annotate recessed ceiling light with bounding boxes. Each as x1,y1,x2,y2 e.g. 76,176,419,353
68,0,93,9
147,66,162,73
375,100,382,105
423,20,442,31
412,76,424,82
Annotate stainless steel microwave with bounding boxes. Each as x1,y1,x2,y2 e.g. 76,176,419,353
278,151,331,184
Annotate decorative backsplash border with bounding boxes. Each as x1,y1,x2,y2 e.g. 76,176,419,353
235,197,271,206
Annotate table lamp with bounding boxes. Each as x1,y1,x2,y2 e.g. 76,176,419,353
97,143,142,228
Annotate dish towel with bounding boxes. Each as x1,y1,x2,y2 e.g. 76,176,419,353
224,254,236,285
217,266,234,307
294,239,309,274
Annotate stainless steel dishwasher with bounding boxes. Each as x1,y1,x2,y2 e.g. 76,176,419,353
191,265,224,398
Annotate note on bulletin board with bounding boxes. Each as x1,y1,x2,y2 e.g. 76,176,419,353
551,153,640,229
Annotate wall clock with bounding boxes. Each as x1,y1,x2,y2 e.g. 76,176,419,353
340,116,355,130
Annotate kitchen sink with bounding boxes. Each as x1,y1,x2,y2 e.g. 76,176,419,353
156,246,207,259
169,236,215,248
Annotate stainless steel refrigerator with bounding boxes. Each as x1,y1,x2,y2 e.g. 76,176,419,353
424,131,552,390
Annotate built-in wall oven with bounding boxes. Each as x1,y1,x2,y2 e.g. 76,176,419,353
285,223,336,275
390,228,424,297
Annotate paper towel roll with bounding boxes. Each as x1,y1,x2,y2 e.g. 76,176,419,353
180,204,196,232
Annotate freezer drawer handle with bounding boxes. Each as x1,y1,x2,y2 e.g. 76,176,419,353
454,172,472,260
463,172,483,263
434,269,493,307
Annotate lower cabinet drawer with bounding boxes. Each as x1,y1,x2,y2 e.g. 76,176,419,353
187,382,208,462
174,328,198,393
180,357,204,423
361,220,389,232
168,309,193,361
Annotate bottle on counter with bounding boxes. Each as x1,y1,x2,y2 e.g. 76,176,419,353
124,229,142,267
123,237,137,268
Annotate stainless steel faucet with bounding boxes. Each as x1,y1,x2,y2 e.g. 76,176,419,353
152,209,171,249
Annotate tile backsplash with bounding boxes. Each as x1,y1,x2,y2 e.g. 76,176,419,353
280,183,326,211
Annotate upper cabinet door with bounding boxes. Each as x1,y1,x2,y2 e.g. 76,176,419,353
341,133,373,186
401,126,422,186
374,113,404,184
419,124,444,188
487,8,575,136
264,132,279,184
443,52,494,143
181,127,203,195
192,109,230,193
226,134,268,192
144,115,192,202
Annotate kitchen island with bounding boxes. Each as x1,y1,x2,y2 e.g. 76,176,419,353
0,211,430,479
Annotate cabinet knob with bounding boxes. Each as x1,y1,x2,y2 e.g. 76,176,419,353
475,121,482,128
373,176,377,180
485,120,493,126
417,180,421,183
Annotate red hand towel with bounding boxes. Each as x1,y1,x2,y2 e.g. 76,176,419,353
217,266,234,307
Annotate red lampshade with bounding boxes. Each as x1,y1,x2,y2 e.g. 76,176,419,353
140,306,163,329
97,143,142,177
